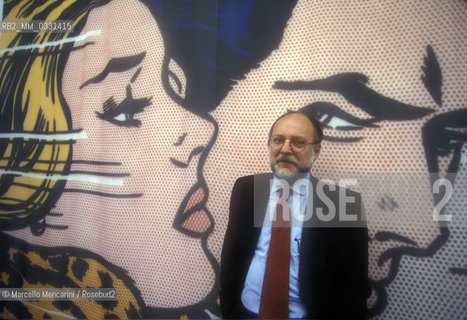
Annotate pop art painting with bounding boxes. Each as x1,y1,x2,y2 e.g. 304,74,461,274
1,0,466,319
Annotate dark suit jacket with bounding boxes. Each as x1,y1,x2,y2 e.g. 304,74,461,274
220,174,371,319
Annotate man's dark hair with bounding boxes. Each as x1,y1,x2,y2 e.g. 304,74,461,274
268,110,324,144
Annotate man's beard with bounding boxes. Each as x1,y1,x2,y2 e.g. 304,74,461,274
271,150,315,182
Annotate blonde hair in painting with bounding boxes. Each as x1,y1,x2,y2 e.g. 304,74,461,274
0,0,109,233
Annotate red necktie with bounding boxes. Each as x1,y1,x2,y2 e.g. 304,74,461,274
259,188,291,319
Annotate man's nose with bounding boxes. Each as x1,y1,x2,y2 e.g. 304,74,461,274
280,140,293,154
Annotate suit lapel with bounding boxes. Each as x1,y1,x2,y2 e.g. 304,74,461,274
251,173,273,244
299,176,331,280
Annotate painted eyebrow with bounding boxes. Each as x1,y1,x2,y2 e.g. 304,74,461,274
273,72,434,122
80,52,146,89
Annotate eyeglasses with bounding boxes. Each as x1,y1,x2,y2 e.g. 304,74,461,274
269,135,315,152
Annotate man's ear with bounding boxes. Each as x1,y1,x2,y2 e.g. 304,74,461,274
167,58,187,99
314,143,321,160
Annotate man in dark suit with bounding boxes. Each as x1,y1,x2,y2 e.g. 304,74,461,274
220,111,371,319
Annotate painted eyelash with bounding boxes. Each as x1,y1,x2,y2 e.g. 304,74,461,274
96,85,152,128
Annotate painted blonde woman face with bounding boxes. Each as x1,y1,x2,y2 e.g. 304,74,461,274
8,0,216,308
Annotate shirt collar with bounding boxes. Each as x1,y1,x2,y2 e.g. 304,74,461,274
271,173,311,196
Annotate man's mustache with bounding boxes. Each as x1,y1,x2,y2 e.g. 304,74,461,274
276,156,298,166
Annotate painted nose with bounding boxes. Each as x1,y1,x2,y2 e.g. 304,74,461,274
186,114,216,151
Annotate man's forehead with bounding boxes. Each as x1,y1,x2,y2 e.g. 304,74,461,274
272,113,314,134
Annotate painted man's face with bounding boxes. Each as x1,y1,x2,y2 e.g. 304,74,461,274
8,0,216,308
211,0,466,308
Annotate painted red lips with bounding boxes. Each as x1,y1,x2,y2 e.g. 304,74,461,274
174,185,213,237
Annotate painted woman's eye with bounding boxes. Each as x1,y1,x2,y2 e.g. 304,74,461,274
113,113,129,122
96,85,152,128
